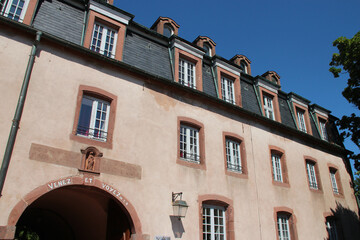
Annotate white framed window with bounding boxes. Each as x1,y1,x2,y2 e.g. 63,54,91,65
272,154,283,182
76,95,110,141
1,0,30,22
163,24,173,38
221,76,235,104
90,22,117,58
263,94,275,120
203,43,211,57
296,109,307,133
319,119,328,141
179,58,196,89
326,218,338,240
203,205,226,240
306,161,318,189
277,214,291,240
180,124,200,163
330,170,339,194
240,61,248,74
225,138,242,172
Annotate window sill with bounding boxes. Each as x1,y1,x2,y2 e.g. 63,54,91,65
309,187,323,194
333,192,344,198
176,157,206,170
225,169,248,179
272,180,290,188
70,133,112,149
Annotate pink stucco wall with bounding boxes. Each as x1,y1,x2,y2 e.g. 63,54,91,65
0,28,358,239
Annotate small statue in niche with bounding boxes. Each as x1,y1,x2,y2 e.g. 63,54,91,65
85,151,95,171
80,146,102,173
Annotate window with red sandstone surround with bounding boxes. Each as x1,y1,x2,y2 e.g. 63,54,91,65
328,165,343,196
71,85,117,149
274,208,297,240
223,132,247,178
269,147,289,187
177,117,205,170
304,157,322,192
199,195,234,240
1,0,30,22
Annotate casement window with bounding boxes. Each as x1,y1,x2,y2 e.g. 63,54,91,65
71,86,116,149
1,0,29,22
263,94,275,120
76,95,110,141
163,24,173,38
203,43,212,57
277,214,291,240
90,22,117,58
296,108,307,133
221,76,235,104
319,118,328,141
306,161,318,189
328,167,342,195
240,61,248,74
202,205,226,240
225,138,242,173
326,217,339,240
179,58,196,89
180,124,200,163
330,170,339,194
272,154,283,182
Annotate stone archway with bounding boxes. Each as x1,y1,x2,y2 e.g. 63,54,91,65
2,175,142,240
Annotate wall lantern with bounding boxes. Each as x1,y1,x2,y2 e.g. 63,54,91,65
172,192,189,219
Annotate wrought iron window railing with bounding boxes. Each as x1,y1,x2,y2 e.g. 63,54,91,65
309,182,318,189
180,151,200,163
76,125,107,142
179,79,195,89
227,162,242,173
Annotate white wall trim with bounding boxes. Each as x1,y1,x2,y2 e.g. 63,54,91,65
291,98,308,109
214,62,241,77
173,40,204,59
314,109,328,118
89,4,131,25
257,82,278,94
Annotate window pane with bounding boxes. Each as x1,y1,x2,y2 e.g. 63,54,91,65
76,96,110,141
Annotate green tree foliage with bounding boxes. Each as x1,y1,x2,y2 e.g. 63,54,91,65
329,31,360,170
355,171,360,198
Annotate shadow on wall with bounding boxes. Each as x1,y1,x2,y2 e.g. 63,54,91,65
324,202,360,240
169,216,184,238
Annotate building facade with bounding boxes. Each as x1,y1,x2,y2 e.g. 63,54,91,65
0,0,359,239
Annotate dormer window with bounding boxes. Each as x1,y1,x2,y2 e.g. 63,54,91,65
319,118,328,141
203,43,211,57
163,24,173,38
240,61,248,74
193,36,216,57
179,58,196,89
1,0,30,22
151,17,179,36
90,22,117,58
230,54,252,75
263,94,275,120
262,71,281,86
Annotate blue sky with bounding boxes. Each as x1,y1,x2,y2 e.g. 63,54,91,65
115,0,360,172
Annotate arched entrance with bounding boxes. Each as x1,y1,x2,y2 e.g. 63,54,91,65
6,176,142,240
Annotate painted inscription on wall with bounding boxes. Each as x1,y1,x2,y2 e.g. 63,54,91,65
47,178,72,190
101,183,129,206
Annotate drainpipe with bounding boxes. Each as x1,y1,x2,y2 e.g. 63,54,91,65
168,45,175,80
310,111,321,136
253,84,263,116
0,31,42,196
80,2,89,46
210,62,219,98
287,99,298,130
